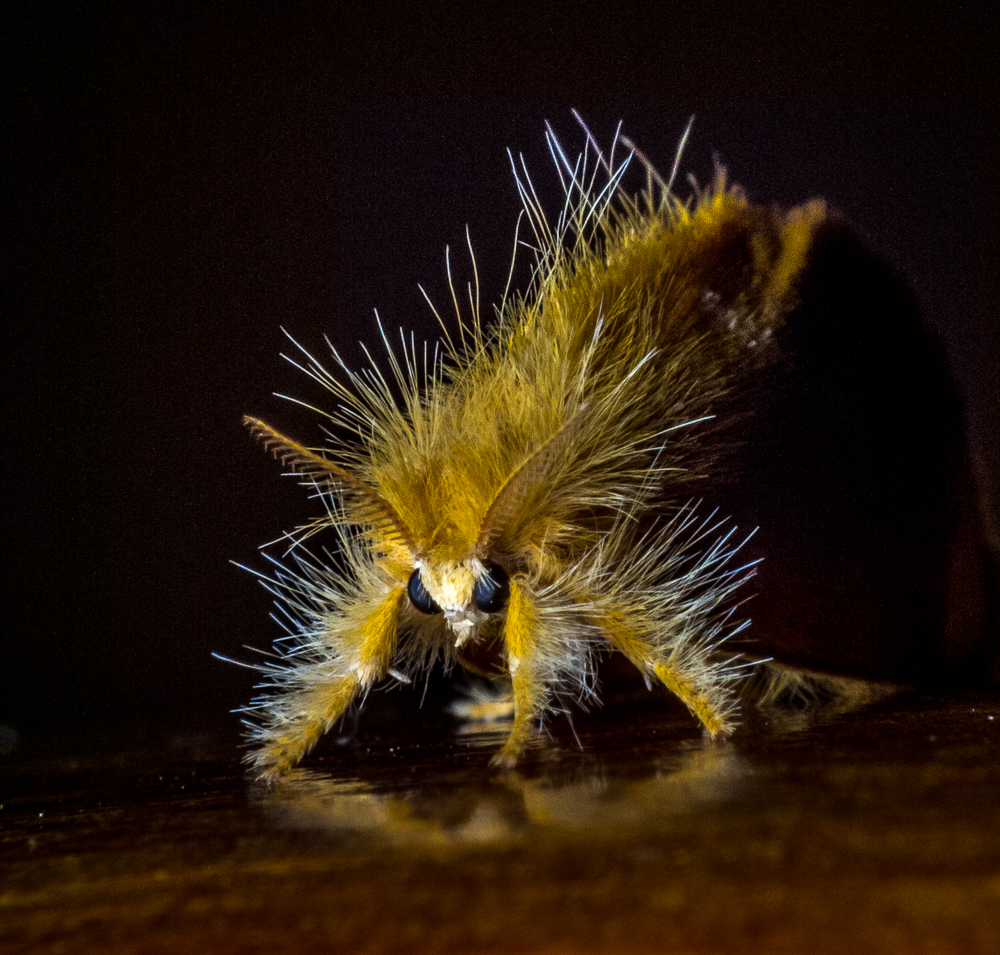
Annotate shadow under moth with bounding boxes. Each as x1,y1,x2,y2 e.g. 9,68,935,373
237,120,997,781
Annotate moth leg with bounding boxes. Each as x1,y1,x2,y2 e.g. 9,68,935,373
491,579,548,767
250,585,407,781
251,674,360,782
652,660,733,737
594,604,736,738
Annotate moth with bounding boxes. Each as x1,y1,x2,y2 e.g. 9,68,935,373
238,120,991,781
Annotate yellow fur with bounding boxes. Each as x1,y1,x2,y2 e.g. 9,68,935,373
239,123,826,780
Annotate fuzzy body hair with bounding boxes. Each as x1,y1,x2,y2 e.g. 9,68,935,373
239,123,827,780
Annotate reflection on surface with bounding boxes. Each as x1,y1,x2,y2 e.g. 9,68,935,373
254,674,897,845
5,689,997,955
256,723,752,844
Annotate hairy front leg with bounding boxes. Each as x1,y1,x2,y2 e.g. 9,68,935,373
492,579,549,767
248,585,407,781
249,674,361,781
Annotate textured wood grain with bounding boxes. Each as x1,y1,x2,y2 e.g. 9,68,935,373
2,690,998,954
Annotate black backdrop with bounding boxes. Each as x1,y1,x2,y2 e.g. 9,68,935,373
7,3,997,749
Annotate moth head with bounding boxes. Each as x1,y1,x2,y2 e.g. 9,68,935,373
244,417,518,650
407,558,511,647
401,416,567,647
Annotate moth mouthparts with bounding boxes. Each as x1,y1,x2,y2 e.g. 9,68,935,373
447,614,479,648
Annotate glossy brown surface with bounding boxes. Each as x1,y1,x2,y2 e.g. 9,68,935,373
3,689,999,954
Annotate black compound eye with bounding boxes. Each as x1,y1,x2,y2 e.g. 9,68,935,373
408,568,442,615
473,562,510,614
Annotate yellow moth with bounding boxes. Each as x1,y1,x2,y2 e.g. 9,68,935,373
237,120,925,781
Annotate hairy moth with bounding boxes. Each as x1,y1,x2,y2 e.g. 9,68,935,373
237,120,993,780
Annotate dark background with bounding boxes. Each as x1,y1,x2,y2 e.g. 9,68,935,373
6,3,997,750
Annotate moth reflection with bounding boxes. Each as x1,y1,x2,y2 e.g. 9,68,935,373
255,737,750,844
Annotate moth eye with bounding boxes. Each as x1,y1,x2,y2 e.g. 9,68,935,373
473,562,510,614
408,568,442,615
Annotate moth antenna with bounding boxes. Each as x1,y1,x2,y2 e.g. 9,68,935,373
244,416,418,554
475,410,585,554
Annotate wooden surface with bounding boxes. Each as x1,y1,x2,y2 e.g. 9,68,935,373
2,688,999,954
